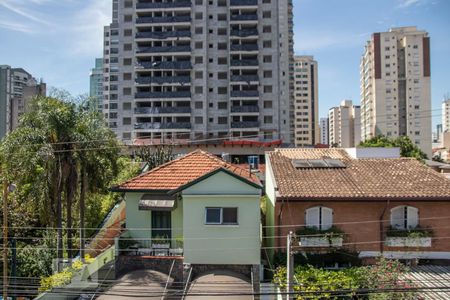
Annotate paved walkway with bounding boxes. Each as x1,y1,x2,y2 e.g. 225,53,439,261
96,270,172,300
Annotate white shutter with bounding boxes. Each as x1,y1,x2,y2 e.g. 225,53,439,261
305,207,320,229
391,206,405,229
321,207,333,230
407,206,419,229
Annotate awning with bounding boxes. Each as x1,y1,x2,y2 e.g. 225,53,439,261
138,194,176,211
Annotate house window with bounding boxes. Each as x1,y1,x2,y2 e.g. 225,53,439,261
205,207,238,225
305,206,333,230
390,206,418,230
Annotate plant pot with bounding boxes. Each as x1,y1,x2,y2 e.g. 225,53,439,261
385,237,431,247
299,236,343,247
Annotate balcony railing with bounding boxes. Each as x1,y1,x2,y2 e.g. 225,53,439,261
136,30,191,39
134,107,191,114
135,91,191,98
230,29,258,37
230,44,258,52
231,121,259,128
231,59,258,67
230,90,259,97
136,16,191,24
230,75,259,82
136,61,192,70
230,105,259,113
136,1,191,9
230,0,257,6
134,122,192,130
135,76,191,84
136,45,191,53
230,14,258,21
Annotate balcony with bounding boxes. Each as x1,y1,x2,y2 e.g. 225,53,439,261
136,1,191,10
230,14,258,21
230,44,258,52
230,59,258,67
135,76,191,84
136,16,191,24
231,121,259,128
230,105,259,113
135,30,191,39
134,122,192,130
230,0,257,6
136,61,192,70
230,29,258,37
136,45,191,53
134,107,191,114
135,91,191,98
230,75,259,82
230,90,259,98
299,236,344,247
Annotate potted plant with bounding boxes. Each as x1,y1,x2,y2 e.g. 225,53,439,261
170,237,184,256
152,235,171,249
385,227,432,247
296,226,344,247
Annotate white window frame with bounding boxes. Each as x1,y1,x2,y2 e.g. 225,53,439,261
390,206,419,230
305,206,333,230
205,207,238,225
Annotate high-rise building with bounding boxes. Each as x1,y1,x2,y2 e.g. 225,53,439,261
319,117,329,145
102,0,294,145
293,56,319,146
442,98,450,133
360,26,431,156
328,100,361,148
0,65,46,138
89,58,104,112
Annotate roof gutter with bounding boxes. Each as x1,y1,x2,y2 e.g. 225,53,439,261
276,196,450,202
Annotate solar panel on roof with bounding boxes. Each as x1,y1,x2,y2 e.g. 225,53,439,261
309,159,329,168
324,159,346,168
292,159,311,168
292,159,346,169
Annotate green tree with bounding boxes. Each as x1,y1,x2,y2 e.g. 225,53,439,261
137,145,176,171
359,135,427,160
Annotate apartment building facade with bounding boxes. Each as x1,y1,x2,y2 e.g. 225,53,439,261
328,100,361,148
293,56,319,147
319,117,328,145
443,98,450,134
102,0,294,145
0,65,46,139
89,58,104,112
360,26,431,156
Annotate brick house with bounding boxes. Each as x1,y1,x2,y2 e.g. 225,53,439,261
265,148,450,262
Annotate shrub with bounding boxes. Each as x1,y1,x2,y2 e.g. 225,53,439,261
39,267,74,292
386,227,433,238
296,226,344,239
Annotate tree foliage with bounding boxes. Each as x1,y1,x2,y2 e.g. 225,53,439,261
359,135,427,160
137,145,176,171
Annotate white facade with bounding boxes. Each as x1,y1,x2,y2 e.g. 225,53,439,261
328,100,361,148
102,0,294,145
360,26,432,157
443,98,450,134
319,117,329,145
293,56,319,146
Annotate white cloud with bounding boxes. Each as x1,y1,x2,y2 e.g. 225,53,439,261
0,0,52,25
0,19,34,33
396,0,438,8
398,0,421,8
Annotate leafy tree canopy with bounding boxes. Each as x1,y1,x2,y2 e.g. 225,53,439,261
359,135,427,160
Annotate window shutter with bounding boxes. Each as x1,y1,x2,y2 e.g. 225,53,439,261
406,206,419,229
305,207,320,229
390,206,405,230
321,207,333,230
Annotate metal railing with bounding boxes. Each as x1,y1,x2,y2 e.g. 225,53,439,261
231,59,259,67
136,30,191,39
135,76,191,84
230,105,259,113
230,90,259,97
135,91,191,98
230,29,258,37
231,121,259,128
136,15,191,24
230,75,259,82
136,1,192,9
230,44,258,51
134,122,192,129
136,45,191,53
136,61,192,70
134,106,191,114
230,0,257,6
230,14,258,21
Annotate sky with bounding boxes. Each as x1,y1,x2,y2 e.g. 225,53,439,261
0,0,449,126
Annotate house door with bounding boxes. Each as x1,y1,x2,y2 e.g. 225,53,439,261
151,211,172,239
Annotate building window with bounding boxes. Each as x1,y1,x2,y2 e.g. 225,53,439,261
305,206,333,230
390,206,418,230
205,207,238,225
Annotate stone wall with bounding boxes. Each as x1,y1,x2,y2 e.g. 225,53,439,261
115,256,184,282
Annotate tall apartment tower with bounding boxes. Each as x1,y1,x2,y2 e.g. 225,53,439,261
102,0,294,144
442,98,450,133
360,26,431,156
293,56,319,146
0,65,46,139
328,100,361,148
89,58,104,112
319,117,329,145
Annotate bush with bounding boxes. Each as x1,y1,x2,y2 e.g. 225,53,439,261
39,267,74,292
386,227,433,238
296,226,344,239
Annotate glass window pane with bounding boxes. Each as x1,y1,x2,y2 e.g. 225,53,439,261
206,208,221,224
223,208,238,224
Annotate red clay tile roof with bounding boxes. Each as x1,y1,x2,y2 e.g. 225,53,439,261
268,148,450,200
115,150,261,192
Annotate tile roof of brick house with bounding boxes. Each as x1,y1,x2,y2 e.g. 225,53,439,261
267,148,450,201
114,150,261,192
